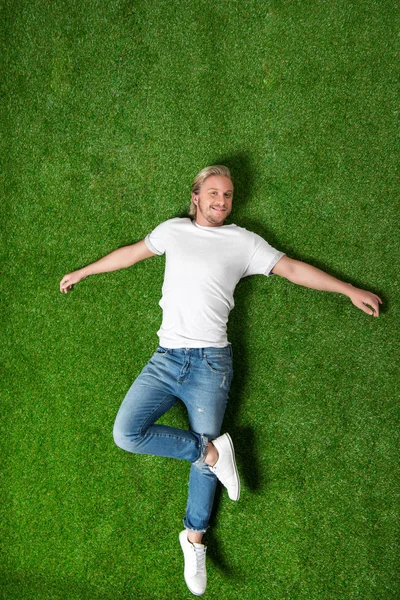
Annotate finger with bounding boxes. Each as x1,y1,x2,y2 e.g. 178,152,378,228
369,293,381,303
364,302,379,317
371,300,381,316
355,299,374,316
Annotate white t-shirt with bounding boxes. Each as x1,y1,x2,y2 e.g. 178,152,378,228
144,218,285,348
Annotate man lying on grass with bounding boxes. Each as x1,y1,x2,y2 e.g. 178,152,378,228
60,165,381,596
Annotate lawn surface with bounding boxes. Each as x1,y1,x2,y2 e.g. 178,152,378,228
1,0,399,598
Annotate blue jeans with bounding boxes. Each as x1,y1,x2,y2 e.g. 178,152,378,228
113,346,233,533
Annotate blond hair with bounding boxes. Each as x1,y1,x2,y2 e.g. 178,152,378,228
188,165,232,218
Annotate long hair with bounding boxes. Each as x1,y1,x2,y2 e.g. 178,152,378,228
188,165,232,218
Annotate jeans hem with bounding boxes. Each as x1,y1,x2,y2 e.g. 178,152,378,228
183,520,208,534
192,434,209,465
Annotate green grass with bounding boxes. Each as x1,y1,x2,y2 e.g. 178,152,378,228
1,0,399,598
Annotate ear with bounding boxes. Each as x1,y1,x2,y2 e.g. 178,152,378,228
192,192,198,205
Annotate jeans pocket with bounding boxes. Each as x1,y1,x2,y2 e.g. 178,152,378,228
203,351,232,375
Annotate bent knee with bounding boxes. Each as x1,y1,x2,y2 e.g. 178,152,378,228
113,423,132,451
113,422,144,454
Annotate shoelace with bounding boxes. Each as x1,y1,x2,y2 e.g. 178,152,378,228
189,545,206,576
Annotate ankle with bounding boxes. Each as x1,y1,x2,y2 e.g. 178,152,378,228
204,441,219,467
187,530,204,545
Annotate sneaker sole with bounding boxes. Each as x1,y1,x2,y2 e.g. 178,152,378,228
220,433,240,501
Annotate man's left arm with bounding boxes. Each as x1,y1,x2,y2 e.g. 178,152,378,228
272,256,382,317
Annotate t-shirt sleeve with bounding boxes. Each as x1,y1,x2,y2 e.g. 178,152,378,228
144,220,171,255
242,233,285,277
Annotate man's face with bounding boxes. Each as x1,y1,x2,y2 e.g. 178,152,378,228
193,175,233,227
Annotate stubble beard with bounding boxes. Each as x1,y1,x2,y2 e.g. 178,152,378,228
197,200,229,226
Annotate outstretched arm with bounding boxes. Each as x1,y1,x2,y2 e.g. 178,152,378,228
272,256,382,317
60,239,155,294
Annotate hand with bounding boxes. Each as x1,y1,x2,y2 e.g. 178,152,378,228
347,286,383,317
60,270,85,294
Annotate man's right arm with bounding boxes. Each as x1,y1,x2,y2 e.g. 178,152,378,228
59,239,155,294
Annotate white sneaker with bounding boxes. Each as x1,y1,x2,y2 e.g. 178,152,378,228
179,530,207,596
209,433,240,501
